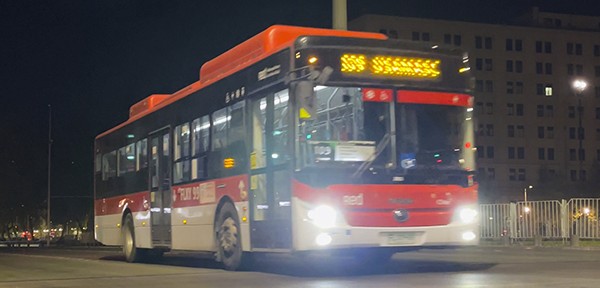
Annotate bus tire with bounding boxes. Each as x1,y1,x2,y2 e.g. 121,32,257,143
215,202,243,271
122,213,146,263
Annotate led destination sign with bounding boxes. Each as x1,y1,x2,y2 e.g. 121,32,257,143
340,53,441,79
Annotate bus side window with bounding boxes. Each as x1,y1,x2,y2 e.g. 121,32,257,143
273,89,289,165
228,101,247,171
212,108,228,151
174,122,191,184
136,139,148,171
95,153,102,173
118,143,135,176
192,115,210,180
102,151,117,181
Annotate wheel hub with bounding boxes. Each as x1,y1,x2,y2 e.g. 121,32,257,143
219,217,238,255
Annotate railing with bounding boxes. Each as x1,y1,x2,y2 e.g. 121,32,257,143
480,198,600,241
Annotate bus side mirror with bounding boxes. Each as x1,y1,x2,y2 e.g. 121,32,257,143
309,66,333,85
294,81,317,119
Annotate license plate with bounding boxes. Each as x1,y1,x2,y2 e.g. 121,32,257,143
383,232,418,246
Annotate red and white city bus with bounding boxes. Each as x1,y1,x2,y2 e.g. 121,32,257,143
94,25,478,270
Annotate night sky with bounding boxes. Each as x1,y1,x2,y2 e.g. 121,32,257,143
1,0,599,219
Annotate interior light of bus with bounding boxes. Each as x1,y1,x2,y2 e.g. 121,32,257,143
295,52,301,59
308,56,318,64
224,158,235,169
213,115,231,126
127,134,135,139
459,67,471,73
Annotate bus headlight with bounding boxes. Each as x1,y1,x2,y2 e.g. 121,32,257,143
307,205,337,229
456,206,478,224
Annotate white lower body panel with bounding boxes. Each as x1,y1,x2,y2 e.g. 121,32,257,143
292,198,479,251
95,210,151,248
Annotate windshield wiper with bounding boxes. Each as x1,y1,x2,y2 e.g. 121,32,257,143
351,133,391,179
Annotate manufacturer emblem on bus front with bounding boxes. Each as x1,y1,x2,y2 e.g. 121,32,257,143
393,209,410,223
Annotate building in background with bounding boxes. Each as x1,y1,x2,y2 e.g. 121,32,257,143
350,7,600,202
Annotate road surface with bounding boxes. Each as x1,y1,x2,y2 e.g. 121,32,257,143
0,246,598,287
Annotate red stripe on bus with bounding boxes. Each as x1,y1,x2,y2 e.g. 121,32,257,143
292,179,477,227
397,90,473,107
171,174,248,208
95,175,249,216
94,191,150,216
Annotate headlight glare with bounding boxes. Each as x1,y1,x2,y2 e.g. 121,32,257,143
458,206,478,224
307,205,337,228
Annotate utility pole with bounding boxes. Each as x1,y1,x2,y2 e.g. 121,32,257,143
332,0,347,30
47,104,52,247
572,80,587,190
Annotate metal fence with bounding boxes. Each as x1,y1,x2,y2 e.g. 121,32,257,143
480,198,600,240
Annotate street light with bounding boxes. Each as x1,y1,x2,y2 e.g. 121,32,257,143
572,79,587,182
524,185,533,202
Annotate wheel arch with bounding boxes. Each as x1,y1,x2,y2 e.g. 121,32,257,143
213,196,238,228
121,208,133,226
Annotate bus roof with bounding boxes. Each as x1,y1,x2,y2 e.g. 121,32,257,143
96,25,387,140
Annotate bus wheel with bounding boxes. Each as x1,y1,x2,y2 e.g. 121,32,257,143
122,213,146,263
216,202,242,270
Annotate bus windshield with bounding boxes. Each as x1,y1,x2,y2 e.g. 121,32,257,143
297,86,475,180
396,103,475,172
298,86,387,165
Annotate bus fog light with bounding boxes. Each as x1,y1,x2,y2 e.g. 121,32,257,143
462,231,476,241
315,233,332,246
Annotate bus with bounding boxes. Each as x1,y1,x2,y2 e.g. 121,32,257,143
94,25,478,270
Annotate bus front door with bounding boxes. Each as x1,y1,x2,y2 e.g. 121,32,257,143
149,129,172,247
249,91,292,250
